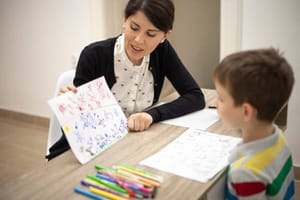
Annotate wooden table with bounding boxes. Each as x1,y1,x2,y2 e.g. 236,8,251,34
0,89,242,200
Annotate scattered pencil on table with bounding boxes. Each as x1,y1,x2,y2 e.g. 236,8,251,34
74,163,163,199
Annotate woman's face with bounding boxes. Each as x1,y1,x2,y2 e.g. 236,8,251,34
123,11,168,65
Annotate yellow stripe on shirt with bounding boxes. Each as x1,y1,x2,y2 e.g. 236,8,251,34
233,156,247,169
243,131,286,174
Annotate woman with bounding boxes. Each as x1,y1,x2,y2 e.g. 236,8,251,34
47,0,205,160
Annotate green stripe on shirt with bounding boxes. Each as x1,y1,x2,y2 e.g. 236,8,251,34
266,155,293,196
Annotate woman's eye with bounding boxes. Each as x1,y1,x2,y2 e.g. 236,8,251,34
146,32,156,37
130,24,139,31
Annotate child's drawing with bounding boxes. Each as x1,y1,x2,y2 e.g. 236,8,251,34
48,76,128,164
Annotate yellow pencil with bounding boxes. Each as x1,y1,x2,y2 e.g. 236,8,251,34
89,187,129,200
116,168,161,187
115,164,163,182
84,178,109,188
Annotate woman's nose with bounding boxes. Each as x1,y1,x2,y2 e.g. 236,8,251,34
134,33,144,43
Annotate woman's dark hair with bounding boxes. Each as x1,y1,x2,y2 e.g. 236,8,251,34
125,0,174,33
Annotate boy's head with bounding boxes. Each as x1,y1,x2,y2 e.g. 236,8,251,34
214,48,294,125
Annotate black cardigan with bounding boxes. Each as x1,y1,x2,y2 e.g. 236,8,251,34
74,36,205,123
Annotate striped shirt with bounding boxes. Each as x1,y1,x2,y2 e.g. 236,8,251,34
225,125,295,200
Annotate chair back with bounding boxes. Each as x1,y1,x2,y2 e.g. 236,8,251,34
46,70,75,155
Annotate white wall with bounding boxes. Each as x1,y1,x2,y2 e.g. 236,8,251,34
0,0,91,117
241,0,300,165
220,0,242,60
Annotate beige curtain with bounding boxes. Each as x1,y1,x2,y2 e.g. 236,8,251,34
89,0,128,41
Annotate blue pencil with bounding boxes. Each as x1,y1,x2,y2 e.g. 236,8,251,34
74,187,107,200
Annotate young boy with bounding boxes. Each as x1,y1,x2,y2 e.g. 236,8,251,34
214,48,295,199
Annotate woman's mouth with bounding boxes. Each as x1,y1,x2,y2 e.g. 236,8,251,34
131,44,144,53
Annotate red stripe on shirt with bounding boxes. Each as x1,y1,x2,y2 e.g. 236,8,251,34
231,182,266,196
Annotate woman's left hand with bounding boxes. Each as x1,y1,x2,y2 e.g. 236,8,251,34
127,112,153,132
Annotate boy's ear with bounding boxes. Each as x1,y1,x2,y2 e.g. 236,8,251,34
241,102,257,122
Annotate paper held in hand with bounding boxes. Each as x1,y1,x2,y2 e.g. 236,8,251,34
48,76,128,164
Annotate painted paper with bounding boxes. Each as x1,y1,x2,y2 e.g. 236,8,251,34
48,76,128,164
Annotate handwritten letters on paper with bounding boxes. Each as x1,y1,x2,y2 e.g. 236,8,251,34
48,77,128,164
141,128,241,182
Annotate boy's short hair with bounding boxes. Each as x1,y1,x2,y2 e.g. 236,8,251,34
214,48,294,122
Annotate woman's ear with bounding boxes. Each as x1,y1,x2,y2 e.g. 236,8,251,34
241,102,257,122
166,30,172,37
161,30,172,43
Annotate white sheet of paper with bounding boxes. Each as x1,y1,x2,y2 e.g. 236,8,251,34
162,109,219,130
48,76,128,164
140,128,241,182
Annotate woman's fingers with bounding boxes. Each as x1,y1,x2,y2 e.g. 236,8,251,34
58,84,77,95
127,112,153,132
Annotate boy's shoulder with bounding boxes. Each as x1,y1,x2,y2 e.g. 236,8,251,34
229,128,293,182
230,128,291,172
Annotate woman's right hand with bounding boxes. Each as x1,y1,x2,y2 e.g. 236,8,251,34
58,84,77,95
127,112,153,132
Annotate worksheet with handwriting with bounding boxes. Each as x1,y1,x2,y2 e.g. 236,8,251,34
141,128,241,182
